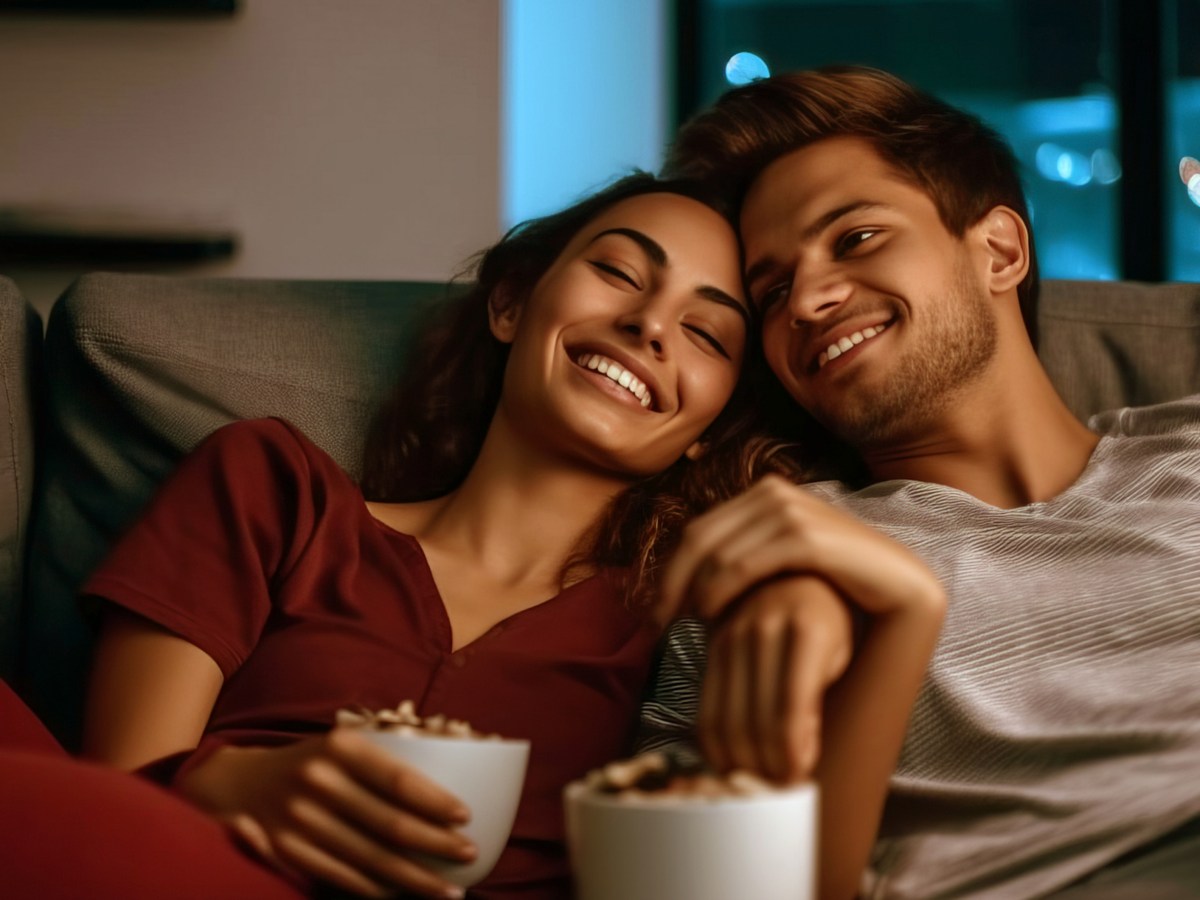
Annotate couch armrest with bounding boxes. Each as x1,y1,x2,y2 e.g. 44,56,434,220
0,277,40,682
21,272,447,746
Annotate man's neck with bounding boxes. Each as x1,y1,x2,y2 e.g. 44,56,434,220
858,347,1101,509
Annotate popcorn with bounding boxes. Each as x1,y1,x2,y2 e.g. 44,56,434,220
336,700,501,740
582,751,774,803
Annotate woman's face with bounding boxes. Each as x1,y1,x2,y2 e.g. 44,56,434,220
492,192,749,478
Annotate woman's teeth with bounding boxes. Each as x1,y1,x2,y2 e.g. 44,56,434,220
577,353,653,407
818,322,889,369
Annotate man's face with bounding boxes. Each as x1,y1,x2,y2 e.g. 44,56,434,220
740,136,998,448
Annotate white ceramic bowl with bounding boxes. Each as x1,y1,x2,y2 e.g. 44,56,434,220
565,780,818,900
361,730,530,888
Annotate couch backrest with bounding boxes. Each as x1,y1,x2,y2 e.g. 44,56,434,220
0,277,40,683
12,273,1200,748
19,272,448,746
1038,280,1200,420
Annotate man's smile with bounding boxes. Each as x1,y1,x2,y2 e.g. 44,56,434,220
806,316,895,374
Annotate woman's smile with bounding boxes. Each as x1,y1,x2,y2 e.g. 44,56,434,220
573,351,656,410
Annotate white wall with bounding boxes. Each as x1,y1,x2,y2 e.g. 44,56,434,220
0,1,501,314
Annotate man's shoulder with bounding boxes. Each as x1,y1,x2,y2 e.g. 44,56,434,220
1088,393,1200,440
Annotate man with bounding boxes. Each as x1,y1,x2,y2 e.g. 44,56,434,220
645,67,1200,898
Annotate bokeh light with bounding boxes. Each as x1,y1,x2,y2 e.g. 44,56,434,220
725,52,769,86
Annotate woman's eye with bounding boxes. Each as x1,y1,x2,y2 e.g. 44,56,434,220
589,260,640,288
835,229,879,256
684,324,730,360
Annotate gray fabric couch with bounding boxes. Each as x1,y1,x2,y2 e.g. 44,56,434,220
1,271,1197,749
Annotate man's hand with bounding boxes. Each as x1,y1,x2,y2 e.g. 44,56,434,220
700,575,854,782
177,729,475,899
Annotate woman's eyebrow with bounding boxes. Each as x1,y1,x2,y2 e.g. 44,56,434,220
698,286,751,324
591,226,749,323
589,227,667,266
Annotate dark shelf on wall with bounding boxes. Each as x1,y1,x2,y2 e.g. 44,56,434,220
0,207,237,264
0,0,237,14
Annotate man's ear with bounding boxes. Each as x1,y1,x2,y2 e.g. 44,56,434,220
973,205,1030,294
487,284,523,344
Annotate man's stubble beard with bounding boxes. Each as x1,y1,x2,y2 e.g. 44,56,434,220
812,260,999,449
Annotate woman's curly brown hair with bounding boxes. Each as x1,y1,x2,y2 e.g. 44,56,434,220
361,171,814,609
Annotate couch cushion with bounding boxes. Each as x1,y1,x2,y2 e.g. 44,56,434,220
0,277,40,682
21,272,447,746
1039,280,1200,420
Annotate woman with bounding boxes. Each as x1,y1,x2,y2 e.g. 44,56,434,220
0,173,783,900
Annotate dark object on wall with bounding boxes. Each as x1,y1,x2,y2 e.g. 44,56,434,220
0,0,236,14
0,207,237,264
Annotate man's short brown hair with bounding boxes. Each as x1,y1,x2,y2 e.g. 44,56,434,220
666,66,1040,343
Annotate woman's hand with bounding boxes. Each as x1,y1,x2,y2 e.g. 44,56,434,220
177,728,476,899
660,474,944,624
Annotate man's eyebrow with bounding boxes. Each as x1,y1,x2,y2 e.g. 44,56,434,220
591,226,750,323
589,227,666,267
744,201,889,289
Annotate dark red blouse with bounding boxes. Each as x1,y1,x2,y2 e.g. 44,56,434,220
84,418,660,899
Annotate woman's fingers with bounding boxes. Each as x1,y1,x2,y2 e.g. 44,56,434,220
294,740,476,862
659,477,791,621
180,736,476,898
275,793,466,899
327,728,471,827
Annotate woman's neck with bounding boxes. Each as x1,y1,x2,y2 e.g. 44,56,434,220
404,421,634,590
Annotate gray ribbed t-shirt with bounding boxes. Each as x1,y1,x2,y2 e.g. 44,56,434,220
639,395,1200,898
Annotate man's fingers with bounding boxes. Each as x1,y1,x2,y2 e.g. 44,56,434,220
720,618,762,774
751,610,790,781
698,626,734,774
778,630,828,782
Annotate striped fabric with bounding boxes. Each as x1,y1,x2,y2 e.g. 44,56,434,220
638,395,1200,898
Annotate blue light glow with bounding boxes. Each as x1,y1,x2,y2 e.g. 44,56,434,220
1090,149,1122,184
502,0,667,228
1035,142,1091,187
1182,157,1200,208
725,52,769,85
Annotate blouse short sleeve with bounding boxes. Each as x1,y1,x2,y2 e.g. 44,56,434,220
83,418,321,678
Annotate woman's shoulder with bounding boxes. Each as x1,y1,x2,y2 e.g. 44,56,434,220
188,417,355,490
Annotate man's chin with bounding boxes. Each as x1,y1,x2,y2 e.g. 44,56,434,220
809,393,926,450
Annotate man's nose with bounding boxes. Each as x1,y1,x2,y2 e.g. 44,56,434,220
787,267,853,325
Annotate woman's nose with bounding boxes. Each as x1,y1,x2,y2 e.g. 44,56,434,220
616,304,667,355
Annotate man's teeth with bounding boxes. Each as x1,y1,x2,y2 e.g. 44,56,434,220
577,353,653,407
818,322,889,369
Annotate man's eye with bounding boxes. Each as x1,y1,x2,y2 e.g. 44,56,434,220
756,282,791,312
589,260,639,288
835,229,879,256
